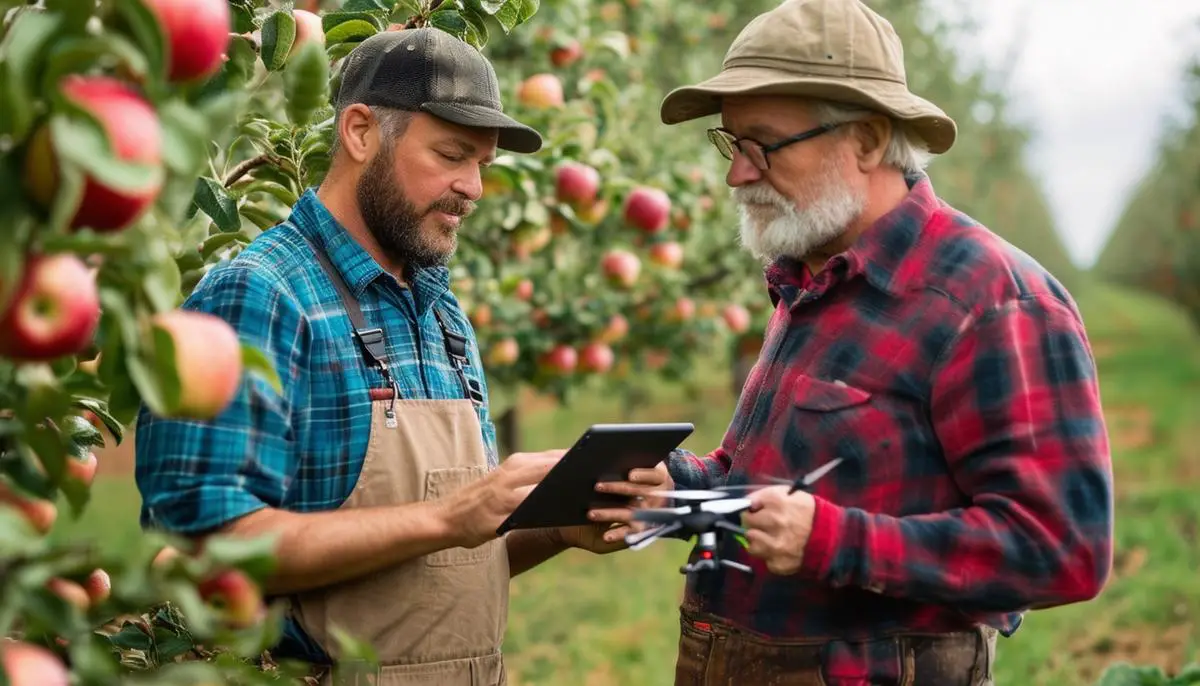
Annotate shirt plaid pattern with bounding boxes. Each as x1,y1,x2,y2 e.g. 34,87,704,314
666,175,1113,674
135,188,498,537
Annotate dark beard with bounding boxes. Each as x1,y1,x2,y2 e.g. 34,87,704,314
355,145,473,272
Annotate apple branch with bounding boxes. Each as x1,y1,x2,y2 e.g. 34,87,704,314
223,154,283,188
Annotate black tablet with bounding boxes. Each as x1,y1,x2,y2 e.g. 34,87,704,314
495,422,694,535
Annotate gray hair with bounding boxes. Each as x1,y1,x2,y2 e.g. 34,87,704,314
809,100,935,174
330,105,414,157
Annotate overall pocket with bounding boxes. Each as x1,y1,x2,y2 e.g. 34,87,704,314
423,466,496,567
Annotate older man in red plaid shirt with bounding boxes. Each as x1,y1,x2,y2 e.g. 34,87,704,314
619,0,1115,684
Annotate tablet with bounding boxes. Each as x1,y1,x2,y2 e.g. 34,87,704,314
495,422,694,535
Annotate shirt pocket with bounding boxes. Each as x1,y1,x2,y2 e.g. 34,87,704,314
786,375,904,510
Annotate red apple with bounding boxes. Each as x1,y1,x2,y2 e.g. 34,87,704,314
539,344,577,375
648,241,684,269
198,569,264,628
555,162,600,207
668,297,696,322
643,349,669,371
722,304,751,333
514,279,534,301
517,73,564,109
579,342,614,373
596,314,629,344
576,198,609,225
486,338,519,366
46,578,91,610
623,186,671,233
152,310,243,420
0,254,100,361
0,484,57,535
0,640,70,686
550,39,583,67
511,224,553,258
143,0,231,82
290,9,326,57
601,249,640,289
84,568,111,604
24,75,163,232
470,303,493,328
66,451,99,487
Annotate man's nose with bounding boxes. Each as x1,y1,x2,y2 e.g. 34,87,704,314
725,153,763,187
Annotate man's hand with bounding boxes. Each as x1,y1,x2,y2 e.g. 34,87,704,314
442,450,565,549
584,461,673,544
742,486,816,576
552,522,628,555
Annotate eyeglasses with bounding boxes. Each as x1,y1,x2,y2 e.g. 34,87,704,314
707,122,845,170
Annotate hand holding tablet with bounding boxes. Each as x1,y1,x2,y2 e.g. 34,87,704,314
495,422,693,535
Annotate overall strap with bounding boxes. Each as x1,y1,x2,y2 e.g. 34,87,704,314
304,237,401,427
431,306,485,408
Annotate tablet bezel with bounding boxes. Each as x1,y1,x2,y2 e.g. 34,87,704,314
494,422,694,535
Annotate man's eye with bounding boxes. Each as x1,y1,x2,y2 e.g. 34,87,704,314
439,151,463,162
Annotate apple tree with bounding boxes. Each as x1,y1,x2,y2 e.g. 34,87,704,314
0,0,547,683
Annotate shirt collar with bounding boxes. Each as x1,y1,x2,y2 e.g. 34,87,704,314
288,188,451,315
765,172,939,302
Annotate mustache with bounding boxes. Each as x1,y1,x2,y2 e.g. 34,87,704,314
428,195,475,218
731,183,791,209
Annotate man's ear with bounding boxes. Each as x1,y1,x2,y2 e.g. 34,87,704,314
851,116,891,173
337,104,377,164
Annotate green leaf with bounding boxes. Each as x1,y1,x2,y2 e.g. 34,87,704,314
111,0,167,85
493,0,520,33
144,249,183,313
260,10,298,72
106,623,155,651
201,532,279,580
153,628,196,662
0,10,63,138
242,180,299,207
342,0,389,11
71,397,125,444
49,114,163,195
394,0,425,19
517,0,539,23
326,18,379,44
429,8,469,38
284,41,330,127
241,343,282,395
192,177,241,232
461,7,490,48
322,10,386,33
157,100,210,176
228,0,257,33
40,33,150,96
200,231,252,261
465,0,505,15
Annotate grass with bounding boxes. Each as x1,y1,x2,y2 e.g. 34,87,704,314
49,277,1200,685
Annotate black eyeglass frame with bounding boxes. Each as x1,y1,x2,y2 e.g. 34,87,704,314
707,121,846,170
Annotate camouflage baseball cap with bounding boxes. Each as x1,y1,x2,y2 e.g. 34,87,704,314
660,0,956,154
335,28,543,153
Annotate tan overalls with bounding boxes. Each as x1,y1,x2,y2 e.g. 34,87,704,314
288,242,509,685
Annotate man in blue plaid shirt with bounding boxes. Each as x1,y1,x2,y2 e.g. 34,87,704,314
134,29,665,685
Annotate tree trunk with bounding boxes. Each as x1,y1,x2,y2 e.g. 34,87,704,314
496,405,521,456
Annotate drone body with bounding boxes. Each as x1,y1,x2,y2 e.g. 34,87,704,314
622,458,845,577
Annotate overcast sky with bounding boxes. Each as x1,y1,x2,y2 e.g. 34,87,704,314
926,0,1200,267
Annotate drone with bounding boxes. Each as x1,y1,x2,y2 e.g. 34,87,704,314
622,457,844,576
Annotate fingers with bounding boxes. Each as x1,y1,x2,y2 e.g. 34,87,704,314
594,481,656,497
587,507,636,523
626,466,668,484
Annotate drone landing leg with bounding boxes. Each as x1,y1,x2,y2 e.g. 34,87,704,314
719,558,753,574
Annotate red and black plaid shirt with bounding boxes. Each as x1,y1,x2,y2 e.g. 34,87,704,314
667,174,1113,670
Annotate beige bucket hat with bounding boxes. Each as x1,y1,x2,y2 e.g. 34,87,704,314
660,0,957,154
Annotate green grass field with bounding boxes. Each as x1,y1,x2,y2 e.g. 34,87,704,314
51,278,1200,685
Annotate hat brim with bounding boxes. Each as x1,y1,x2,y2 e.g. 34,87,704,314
660,67,957,154
422,102,543,154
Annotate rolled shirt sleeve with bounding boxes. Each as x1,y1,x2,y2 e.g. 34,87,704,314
136,264,310,535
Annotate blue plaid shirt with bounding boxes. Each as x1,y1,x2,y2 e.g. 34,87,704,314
135,188,498,536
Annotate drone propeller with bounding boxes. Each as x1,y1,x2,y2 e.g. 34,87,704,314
708,457,847,495
702,497,752,514
648,489,729,501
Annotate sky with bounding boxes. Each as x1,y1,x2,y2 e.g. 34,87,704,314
925,0,1200,267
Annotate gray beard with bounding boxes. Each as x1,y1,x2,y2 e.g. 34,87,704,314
734,167,866,265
